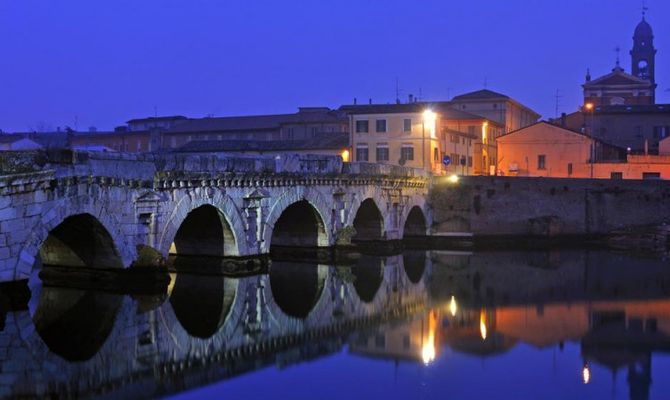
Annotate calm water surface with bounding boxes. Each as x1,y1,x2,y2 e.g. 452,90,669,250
2,250,670,399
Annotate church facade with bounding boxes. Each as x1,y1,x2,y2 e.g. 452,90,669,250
582,17,657,106
551,16,670,154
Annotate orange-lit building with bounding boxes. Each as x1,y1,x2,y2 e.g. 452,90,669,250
497,121,670,179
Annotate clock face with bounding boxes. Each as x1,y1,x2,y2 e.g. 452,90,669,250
638,59,649,71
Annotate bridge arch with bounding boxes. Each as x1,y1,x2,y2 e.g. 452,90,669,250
170,205,237,257
270,200,328,249
262,188,332,252
352,198,384,241
158,191,247,258
16,200,133,280
403,206,428,238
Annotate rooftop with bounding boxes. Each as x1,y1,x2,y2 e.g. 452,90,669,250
175,133,348,153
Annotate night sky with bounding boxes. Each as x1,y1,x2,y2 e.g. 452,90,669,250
1,0,668,132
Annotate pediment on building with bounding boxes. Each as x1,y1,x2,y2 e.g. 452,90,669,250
245,188,269,199
584,68,652,87
134,190,162,204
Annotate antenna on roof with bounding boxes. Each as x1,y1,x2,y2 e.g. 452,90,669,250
153,106,158,118
614,46,621,68
395,77,401,104
484,77,488,89
446,87,453,100
554,89,563,119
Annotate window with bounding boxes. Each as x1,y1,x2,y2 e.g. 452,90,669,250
401,145,414,161
287,128,295,139
311,127,318,137
538,155,546,170
643,172,661,180
468,156,473,167
567,163,573,175
433,148,439,162
450,134,459,143
468,126,476,135
611,172,623,179
376,119,387,133
403,119,412,132
376,144,389,162
356,145,369,161
355,120,369,133
450,153,459,166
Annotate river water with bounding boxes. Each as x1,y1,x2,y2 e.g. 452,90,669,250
1,249,669,399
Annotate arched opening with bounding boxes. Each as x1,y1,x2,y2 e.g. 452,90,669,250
403,206,427,238
169,274,236,338
32,287,122,361
403,251,427,284
269,262,326,319
39,213,122,269
271,200,327,248
351,255,384,303
171,205,238,257
353,199,384,241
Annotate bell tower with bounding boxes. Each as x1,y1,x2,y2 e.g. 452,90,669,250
630,14,656,85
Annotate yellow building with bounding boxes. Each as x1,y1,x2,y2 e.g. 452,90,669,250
344,103,500,175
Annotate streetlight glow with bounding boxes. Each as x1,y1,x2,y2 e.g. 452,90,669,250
449,296,458,316
341,149,350,162
582,364,591,384
447,174,459,183
584,102,594,111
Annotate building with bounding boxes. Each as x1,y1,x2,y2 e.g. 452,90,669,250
583,17,656,106
174,132,349,158
552,16,669,153
344,102,501,175
449,89,541,134
70,107,349,153
0,135,43,151
497,121,670,179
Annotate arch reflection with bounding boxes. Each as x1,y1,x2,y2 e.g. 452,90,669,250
403,251,427,284
32,286,122,361
269,261,326,319
169,273,237,338
351,255,384,303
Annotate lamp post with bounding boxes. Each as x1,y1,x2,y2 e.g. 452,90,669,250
584,103,595,178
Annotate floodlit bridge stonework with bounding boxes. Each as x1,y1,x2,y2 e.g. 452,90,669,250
0,151,431,282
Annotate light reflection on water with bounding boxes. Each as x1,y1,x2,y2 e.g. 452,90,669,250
0,250,669,399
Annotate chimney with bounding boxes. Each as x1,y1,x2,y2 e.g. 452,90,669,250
408,94,414,103
561,112,566,127
354,97,357,105
369,98,372,105
645,139,649,155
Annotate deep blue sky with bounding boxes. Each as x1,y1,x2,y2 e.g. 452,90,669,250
1,0,668,132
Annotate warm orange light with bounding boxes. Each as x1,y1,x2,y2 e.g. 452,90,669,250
449,295,458,317
422,309,438,365
582,364,591,384
480,310,488,340
341,149,350,162
423,109,437,138
584,103,594,111
482,121,489,143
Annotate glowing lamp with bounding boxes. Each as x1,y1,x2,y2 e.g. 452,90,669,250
341,149,350,162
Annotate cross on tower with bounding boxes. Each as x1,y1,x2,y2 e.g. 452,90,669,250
642,0,648,17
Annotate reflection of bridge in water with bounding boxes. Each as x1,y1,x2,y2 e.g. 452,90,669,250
0,252,430,398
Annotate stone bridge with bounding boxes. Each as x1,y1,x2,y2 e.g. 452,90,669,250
0,151,431,282
0,252,431,398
